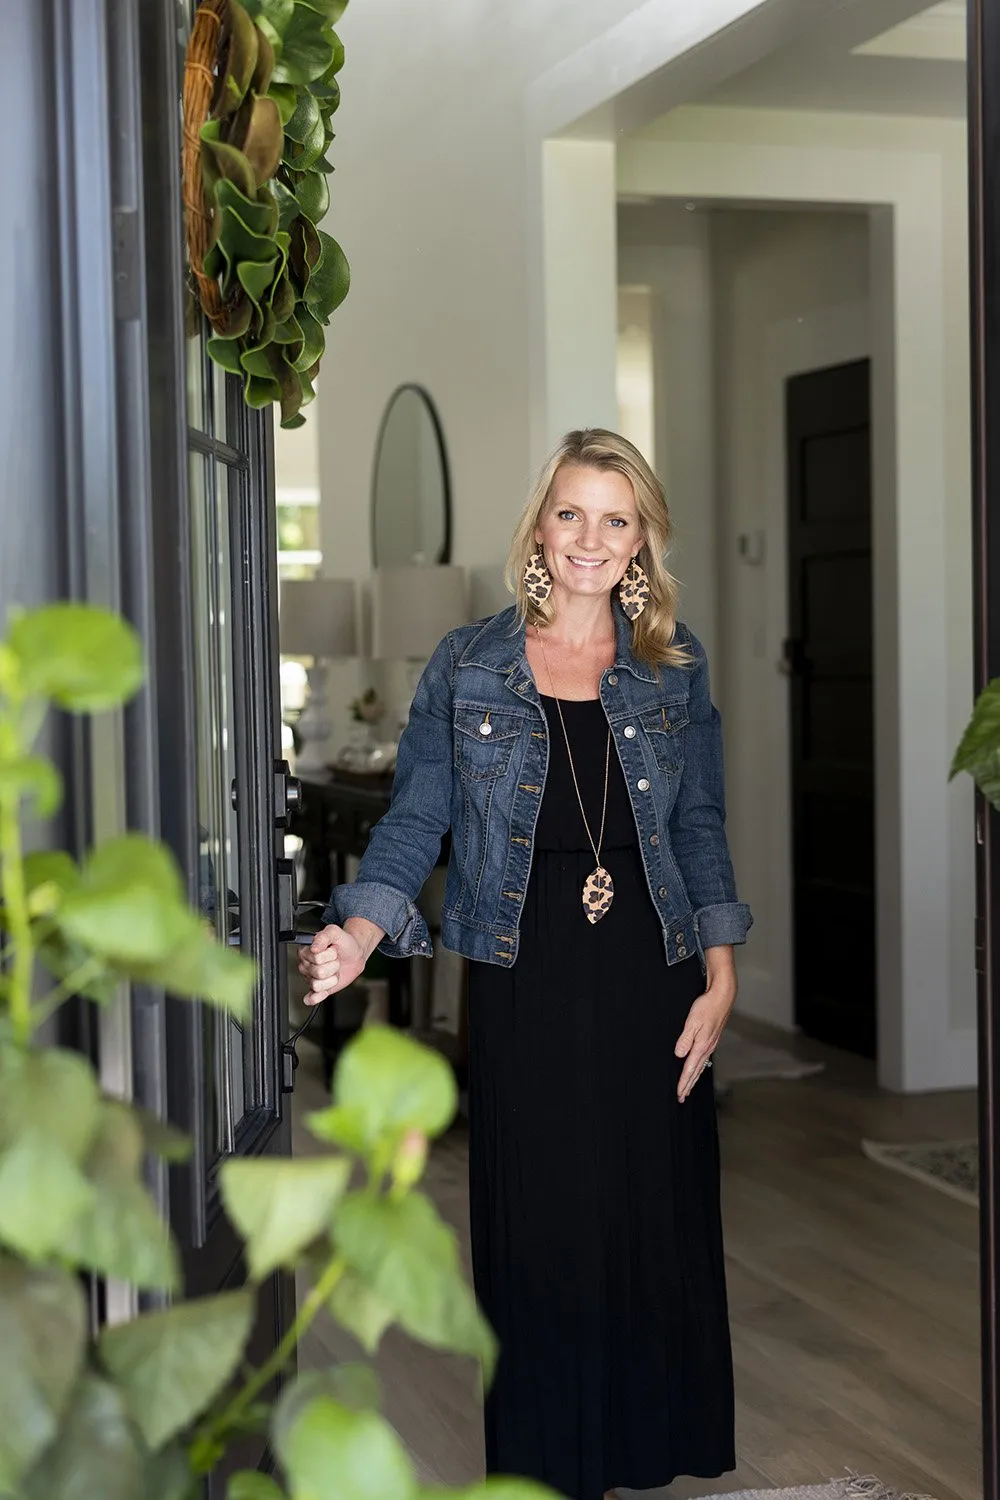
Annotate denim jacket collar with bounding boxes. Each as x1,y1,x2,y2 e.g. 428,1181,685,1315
457,596,660,685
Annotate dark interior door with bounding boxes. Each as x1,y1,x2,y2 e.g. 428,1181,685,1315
785,359,875,1056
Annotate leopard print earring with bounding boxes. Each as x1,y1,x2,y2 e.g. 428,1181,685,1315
523,550,553,605
619,556,651,620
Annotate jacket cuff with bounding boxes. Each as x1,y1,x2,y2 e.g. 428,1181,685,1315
694,901,753,949
322,881,432,960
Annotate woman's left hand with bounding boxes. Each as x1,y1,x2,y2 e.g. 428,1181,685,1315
674,946,738,1102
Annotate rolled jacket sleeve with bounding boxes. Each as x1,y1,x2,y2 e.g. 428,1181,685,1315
668,633,753,950
322,632,456,959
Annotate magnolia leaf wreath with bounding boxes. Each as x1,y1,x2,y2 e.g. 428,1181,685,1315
183,0,350,429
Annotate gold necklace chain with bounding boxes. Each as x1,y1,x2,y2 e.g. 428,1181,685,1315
534,625,611,870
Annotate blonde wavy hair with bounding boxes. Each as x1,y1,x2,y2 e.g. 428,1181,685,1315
504,428,690,669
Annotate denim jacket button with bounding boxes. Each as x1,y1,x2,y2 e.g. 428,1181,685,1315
623,725,636,738
608,673,618,685
649,833,659,846
637,778,650,791
658,886,668,898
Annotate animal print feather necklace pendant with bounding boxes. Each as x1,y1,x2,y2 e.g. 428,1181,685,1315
535,627,614,925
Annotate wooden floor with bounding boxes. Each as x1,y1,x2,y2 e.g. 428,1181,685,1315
293,1018,981,1499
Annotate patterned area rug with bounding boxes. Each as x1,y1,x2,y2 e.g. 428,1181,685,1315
688,1472,939,1500
712,1024,825,1086
861,1137,978,1207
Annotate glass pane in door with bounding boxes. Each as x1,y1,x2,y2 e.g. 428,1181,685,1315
189,449,248,1156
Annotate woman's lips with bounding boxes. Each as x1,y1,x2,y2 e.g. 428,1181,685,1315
567,556,607,569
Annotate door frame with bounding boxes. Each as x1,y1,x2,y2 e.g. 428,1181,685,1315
966,3,1000,1492
134,0,293,1321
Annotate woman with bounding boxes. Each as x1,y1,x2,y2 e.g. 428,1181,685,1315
300,429,752,1500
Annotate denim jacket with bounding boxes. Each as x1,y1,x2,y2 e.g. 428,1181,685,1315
322,600,752,971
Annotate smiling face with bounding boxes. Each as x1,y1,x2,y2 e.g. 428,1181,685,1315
534,463,643,603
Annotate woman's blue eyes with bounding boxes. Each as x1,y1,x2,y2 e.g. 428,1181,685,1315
556,510,627,527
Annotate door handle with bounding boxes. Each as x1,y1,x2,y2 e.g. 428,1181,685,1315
289,899,328,946
234,766,301,819
276,857,297,940
282,1006,320,1092
779,638,810,677
274,758,302,827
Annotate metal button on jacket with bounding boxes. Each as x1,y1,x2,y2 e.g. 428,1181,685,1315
479,721,492,736
608,673,618,685
658,885,668,897
637,778,650,791
623,725,636,738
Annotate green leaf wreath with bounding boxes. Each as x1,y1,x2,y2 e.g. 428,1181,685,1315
183,0,350,428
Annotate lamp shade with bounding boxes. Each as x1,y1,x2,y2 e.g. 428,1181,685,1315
469,564,511,618
279,578,358,658
371,565,468,660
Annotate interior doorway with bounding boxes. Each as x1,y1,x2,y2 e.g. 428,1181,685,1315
785,359,876,1057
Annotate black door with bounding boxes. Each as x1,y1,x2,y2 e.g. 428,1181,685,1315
137,1,297,1474
170,378,297,1487
784,360,875,1057
49,2,300,1484
41,0,298,1478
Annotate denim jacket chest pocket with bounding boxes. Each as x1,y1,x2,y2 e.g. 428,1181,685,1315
638,698,690,773
453,705,525,781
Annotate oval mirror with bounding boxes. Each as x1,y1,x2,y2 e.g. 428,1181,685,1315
371,384,451,567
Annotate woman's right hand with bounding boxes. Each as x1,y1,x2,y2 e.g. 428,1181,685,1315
298,924,367,1006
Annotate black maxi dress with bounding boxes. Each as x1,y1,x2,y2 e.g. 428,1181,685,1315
467,694,736,1500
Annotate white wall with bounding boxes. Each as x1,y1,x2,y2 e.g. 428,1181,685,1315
617,106,975,1091
274,411,320,501
313,0,853,582
618,202,718,664
616,285,657,470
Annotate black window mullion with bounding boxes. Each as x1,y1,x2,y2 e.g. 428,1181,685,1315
226,384,284,1122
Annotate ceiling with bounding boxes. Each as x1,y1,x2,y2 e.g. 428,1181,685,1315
854,1,965,62
694,0,966,119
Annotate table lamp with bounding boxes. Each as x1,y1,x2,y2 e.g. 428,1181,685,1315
279,578,358,773
372,565,468,658
371,564,469,722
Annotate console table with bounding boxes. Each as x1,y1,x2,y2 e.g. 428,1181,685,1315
292,769,399,911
